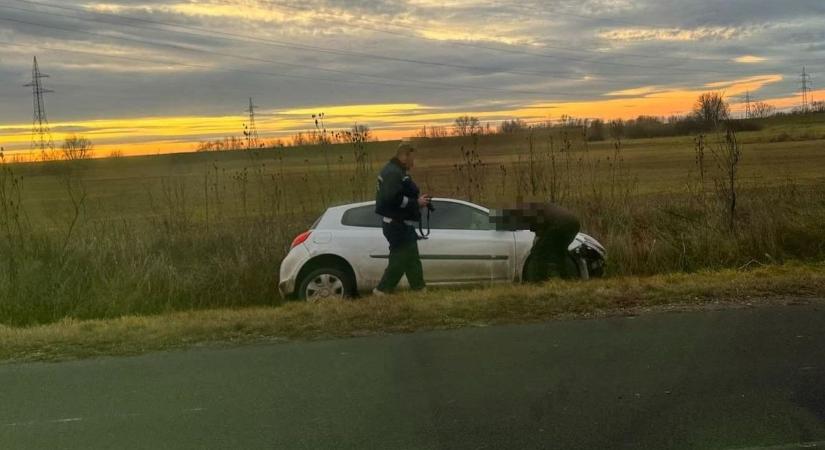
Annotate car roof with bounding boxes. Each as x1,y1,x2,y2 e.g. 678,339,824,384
313,198,490,230
325,198,490,215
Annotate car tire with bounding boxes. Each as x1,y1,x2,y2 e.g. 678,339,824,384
298,267,354,302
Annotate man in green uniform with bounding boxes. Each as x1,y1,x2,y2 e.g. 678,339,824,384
373,143,431,295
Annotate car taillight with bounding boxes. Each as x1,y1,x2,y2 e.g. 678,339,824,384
290,230,311,249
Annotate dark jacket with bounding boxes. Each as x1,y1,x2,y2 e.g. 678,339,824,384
490,202,579,235
375,157,421,222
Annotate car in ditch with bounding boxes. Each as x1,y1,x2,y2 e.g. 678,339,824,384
279,198,606,301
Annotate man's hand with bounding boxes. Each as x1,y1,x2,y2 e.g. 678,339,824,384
417,194,431,208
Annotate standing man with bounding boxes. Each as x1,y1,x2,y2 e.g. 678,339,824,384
373,142,431,296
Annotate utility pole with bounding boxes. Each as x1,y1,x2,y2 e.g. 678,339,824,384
800,66,811,113
243,97,260,150
24,56,54,159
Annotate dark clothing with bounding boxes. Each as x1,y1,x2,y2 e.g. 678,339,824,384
527,218,580,280
375,157,426,292
403,178,423,223
375,222,425,292
375,157,420,222
490,202,580,281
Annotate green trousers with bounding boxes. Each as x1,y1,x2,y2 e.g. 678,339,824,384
376,222,426,292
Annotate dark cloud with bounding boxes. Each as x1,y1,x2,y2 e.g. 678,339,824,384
0,0,823,133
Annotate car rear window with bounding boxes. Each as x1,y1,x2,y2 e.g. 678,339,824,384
341,205,382,228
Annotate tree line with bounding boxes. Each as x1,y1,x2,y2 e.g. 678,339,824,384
415,92,795,141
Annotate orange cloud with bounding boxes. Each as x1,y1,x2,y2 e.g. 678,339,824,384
734,55,767,64
0,74,806,158
598,26,746,42
528,75,784,120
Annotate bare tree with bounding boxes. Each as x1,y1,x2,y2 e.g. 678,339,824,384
429,126,449,138
588,119,606,141
333,123,373,201
693,92,730,128
353,124,371,141
196,136,244,152
61,135,94,160
290,132,308,147
454,115,481,136
711,128,742,232
498,118,528,134
608,119,625,140
751,101,776,119
268,139,286,148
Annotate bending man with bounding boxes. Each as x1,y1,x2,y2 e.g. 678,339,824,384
491,200,580,281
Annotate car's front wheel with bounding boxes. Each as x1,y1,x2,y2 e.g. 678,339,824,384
298,268,354,302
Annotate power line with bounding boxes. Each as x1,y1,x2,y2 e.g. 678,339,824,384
22,55,53,157
0,38,600,108
800,66,812,112
0,4,807,149
244,97,260,150
424,0,705,31
0,39,486,94
0,16,596,99
490,2,650,28
7,0,623,83
6,0,757,77
364,0,741,63
237,0,758,74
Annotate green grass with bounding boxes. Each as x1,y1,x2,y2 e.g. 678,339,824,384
1,114,824,327
7,115,825,223
1,263,823,363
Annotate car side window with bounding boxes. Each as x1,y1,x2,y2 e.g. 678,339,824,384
341,205,382,228
428,201,494,230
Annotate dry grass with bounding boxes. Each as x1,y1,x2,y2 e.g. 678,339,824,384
2,263,823,363
1,118,825,327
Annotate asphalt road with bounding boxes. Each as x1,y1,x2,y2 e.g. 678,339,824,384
2,304,825,450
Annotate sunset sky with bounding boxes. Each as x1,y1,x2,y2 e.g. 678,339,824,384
1,0,824,156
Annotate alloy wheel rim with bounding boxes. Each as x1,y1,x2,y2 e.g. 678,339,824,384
306,273,345,301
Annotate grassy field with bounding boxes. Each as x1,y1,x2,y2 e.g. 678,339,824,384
2,263,823,363
1,112,824,327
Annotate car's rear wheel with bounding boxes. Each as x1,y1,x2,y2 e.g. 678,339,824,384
298,268,354,302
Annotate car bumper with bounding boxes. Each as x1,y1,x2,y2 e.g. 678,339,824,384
278,245,311,297
569,232,606,258
278,279,293,298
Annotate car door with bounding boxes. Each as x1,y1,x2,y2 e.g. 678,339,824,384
417,200,516,284
338,204,388,290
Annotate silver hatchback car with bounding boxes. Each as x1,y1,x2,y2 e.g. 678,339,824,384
279,198,606,301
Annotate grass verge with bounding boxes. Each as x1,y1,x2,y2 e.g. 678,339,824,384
2,262,824,364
